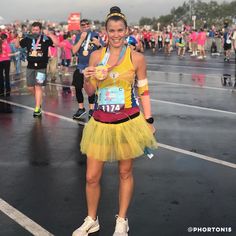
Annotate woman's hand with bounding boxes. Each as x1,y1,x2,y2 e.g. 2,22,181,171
83,66,96,79
148,124,156,134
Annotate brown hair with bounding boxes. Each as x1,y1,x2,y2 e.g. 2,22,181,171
105,6,127,29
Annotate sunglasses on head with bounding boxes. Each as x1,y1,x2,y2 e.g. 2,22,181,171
81,22,89,26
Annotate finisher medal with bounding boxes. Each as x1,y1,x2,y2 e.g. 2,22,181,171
95,65,109,81
31,50,37,57
83,50,89,56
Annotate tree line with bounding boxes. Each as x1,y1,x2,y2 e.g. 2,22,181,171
139,0,236,29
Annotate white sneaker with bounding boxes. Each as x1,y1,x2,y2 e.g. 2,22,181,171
190,53,195,57
113,215,129,236
72,216,100,236
197,56,203,59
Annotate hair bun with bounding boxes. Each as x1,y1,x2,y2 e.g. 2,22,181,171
110,6,121,14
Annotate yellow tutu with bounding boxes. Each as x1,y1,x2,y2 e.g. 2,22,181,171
80,114,158,162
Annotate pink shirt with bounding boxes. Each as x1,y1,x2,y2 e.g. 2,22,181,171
191,32,198,42
0,41,11,62
197,32,207,46
60,40,72,60
48,46,58,57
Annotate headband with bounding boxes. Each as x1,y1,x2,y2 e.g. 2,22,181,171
106,13,127,22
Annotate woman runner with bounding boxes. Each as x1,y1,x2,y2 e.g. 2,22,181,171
72,6,157,236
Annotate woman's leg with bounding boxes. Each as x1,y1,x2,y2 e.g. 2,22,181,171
86,157,105,219
118,159,134,218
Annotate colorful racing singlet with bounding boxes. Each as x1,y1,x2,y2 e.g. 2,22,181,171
95,46,139,113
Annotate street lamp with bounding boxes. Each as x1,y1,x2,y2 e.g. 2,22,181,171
189,0,192,20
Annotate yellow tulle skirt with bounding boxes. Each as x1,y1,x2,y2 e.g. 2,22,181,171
80,114,158,162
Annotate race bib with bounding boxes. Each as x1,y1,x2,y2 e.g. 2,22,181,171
98,87,125,113
36,72,46,84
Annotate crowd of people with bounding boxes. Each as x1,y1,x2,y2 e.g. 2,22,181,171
1,18,236,100
127,25,236,61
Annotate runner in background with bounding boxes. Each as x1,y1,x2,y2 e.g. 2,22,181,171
223,28,232,62
176,31,186,58
59,32,73,76
15,22,58,117
132,28,143,52
0,33,12,97
163,29,172,56
47,30,58,81
197,28,207,60
157,30,163,51
190,29,198,57
126,27,138,51
150,30,157,54
10,32,22,76
232,26,236,61
72,19,104,120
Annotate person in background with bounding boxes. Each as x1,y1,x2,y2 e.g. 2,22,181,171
72,19,103,120
163,29,172,56
47,31,58,81
0,33,12,97
190,29,198,57
176,31,186,58
232,26,236,61
223,28,232,62
149,30,157,54
157,30,163,51
15,22,58,117
59,32,73,76
132,28,143,52
197,28,207,59
10,32,21,76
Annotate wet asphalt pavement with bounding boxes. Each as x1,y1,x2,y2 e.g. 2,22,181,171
0,49,236,236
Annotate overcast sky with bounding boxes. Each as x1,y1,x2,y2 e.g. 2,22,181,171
0,0,226,24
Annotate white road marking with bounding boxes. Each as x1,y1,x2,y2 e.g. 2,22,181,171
0,198,54,236
0,99,235,169
147,69,220,78
151,99,236,116
0,99,86,126
146,58,235,67
159,143,236,169
147,63,235,72
148,80,228,91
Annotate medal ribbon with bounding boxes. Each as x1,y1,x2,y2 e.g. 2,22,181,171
99,45,127,71
32,35,41,51
83,33,91,52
